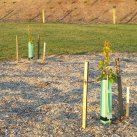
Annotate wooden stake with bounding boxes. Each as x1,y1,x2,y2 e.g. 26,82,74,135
112,6,116,24
115,58,124,120
42,42,46,63
37,34,40,59
126,87,130,118
16,35,19,63
82,61,89,129
42,9,45,23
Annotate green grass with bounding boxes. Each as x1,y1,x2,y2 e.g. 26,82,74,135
0,23,137,60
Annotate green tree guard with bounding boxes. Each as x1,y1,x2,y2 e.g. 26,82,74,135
100,79,112,124
28,41,34,59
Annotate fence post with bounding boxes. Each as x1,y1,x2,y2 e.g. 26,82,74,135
42,42,46,63
16,35,19,63
82,61,89,129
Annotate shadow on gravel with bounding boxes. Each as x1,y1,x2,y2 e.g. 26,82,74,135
0,81,83,105
130,103,137,126
46,88,83,105
47,56,64,62
0,81,32,92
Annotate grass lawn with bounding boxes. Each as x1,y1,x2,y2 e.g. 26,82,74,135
0,23,137,60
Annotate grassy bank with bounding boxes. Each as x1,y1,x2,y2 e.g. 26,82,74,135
0,23,137,60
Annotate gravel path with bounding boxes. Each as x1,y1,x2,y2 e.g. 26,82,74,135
0,53,137,137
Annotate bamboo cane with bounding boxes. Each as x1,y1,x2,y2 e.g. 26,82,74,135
82,61,89,129
126,87,130,118
113,6,116,24
106,75,110,121
42,9,45,23
107,75,111,126
42,42,46,63
37,34,40,59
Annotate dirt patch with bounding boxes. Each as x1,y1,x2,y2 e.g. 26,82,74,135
0,0,137,23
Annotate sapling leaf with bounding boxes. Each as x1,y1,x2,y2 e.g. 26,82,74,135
97,41,117,82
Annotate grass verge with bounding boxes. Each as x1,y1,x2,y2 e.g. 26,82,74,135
0,23,137,60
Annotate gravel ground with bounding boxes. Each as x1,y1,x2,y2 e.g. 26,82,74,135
0,53,137,137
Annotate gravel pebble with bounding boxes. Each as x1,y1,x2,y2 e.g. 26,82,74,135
0,53,137,136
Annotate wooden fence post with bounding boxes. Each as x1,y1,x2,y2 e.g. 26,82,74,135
82,61,89,129
16,35,19,63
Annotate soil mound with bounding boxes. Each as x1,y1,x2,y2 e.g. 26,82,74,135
0,0,137,23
